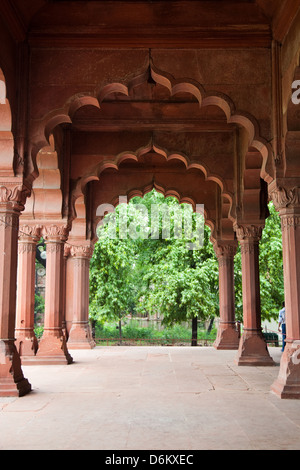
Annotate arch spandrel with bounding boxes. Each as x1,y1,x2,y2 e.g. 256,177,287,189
28,63,273,185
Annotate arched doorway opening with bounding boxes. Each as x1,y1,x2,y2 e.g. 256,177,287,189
6,63,287,394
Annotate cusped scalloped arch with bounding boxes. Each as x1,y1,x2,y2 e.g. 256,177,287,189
72,142,232,211
29,64,274,223
93,180,215,243
31,65,272,179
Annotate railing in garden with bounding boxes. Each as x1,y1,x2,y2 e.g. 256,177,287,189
95,337,216,346
94,331,282,347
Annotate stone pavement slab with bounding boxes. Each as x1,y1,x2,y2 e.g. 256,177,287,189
0,346,299,450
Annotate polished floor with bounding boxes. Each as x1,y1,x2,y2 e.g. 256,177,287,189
0,346,299,450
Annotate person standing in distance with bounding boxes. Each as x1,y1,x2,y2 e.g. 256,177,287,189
278,301,286,352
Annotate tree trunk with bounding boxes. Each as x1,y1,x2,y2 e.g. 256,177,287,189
191,316,198,346
119,319,122,345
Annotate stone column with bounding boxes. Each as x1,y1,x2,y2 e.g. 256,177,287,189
67,243,96,349
270,186,300,398
61,244,69,340
15,224,41,362
35,224,73,364
64,247,74,337
213,241,239,350
234,223,275,366
0,183,31,396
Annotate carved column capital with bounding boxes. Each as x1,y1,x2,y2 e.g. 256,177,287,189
19,223,42,243
0,182,30,213
269,185,300,211
213,241,238,259
269,184,300,231
42,223,70,243
233,223,263,243
70,243,94,259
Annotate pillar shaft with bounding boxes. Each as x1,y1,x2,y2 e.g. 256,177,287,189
234,224,274,366
35,224,73,364
213,241,239,350
67,243,95,349
64,248,74,337
269,185,300,398
0,184,31,396
15,225,41,359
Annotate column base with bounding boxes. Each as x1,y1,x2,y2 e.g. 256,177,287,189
235,329,275,366
271,342,300,399
0,340,32,397
35,329,73,365
15,329,38,357
214,323,240,350
67,322,96,350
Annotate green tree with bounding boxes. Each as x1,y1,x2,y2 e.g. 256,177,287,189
89,220,136,343
89,193,284,340
89,190,219,341
259,202,284,320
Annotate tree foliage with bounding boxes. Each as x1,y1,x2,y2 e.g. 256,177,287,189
89,191,284,326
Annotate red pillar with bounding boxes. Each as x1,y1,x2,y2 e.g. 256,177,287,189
67,243,96,349
35,224,73,364
234,223,275,366
270,186,300,398
64,246,74,337
0,183,31,396
213,240,239,350
15,224,41,361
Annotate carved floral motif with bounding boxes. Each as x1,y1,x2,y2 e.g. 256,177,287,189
19,224,42,242
213,242,237,259
70,243,94,259
0,184,30,211
270,186,300,210
42,223,70,242
234,224,263,242
280,215,300,229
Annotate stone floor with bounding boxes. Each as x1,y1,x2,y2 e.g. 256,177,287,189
0,346,300,450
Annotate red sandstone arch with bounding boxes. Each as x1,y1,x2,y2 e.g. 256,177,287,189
92,179,216,245
71,142,232,202
29,64,274,189
68,144,233,244
26,63,275,247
